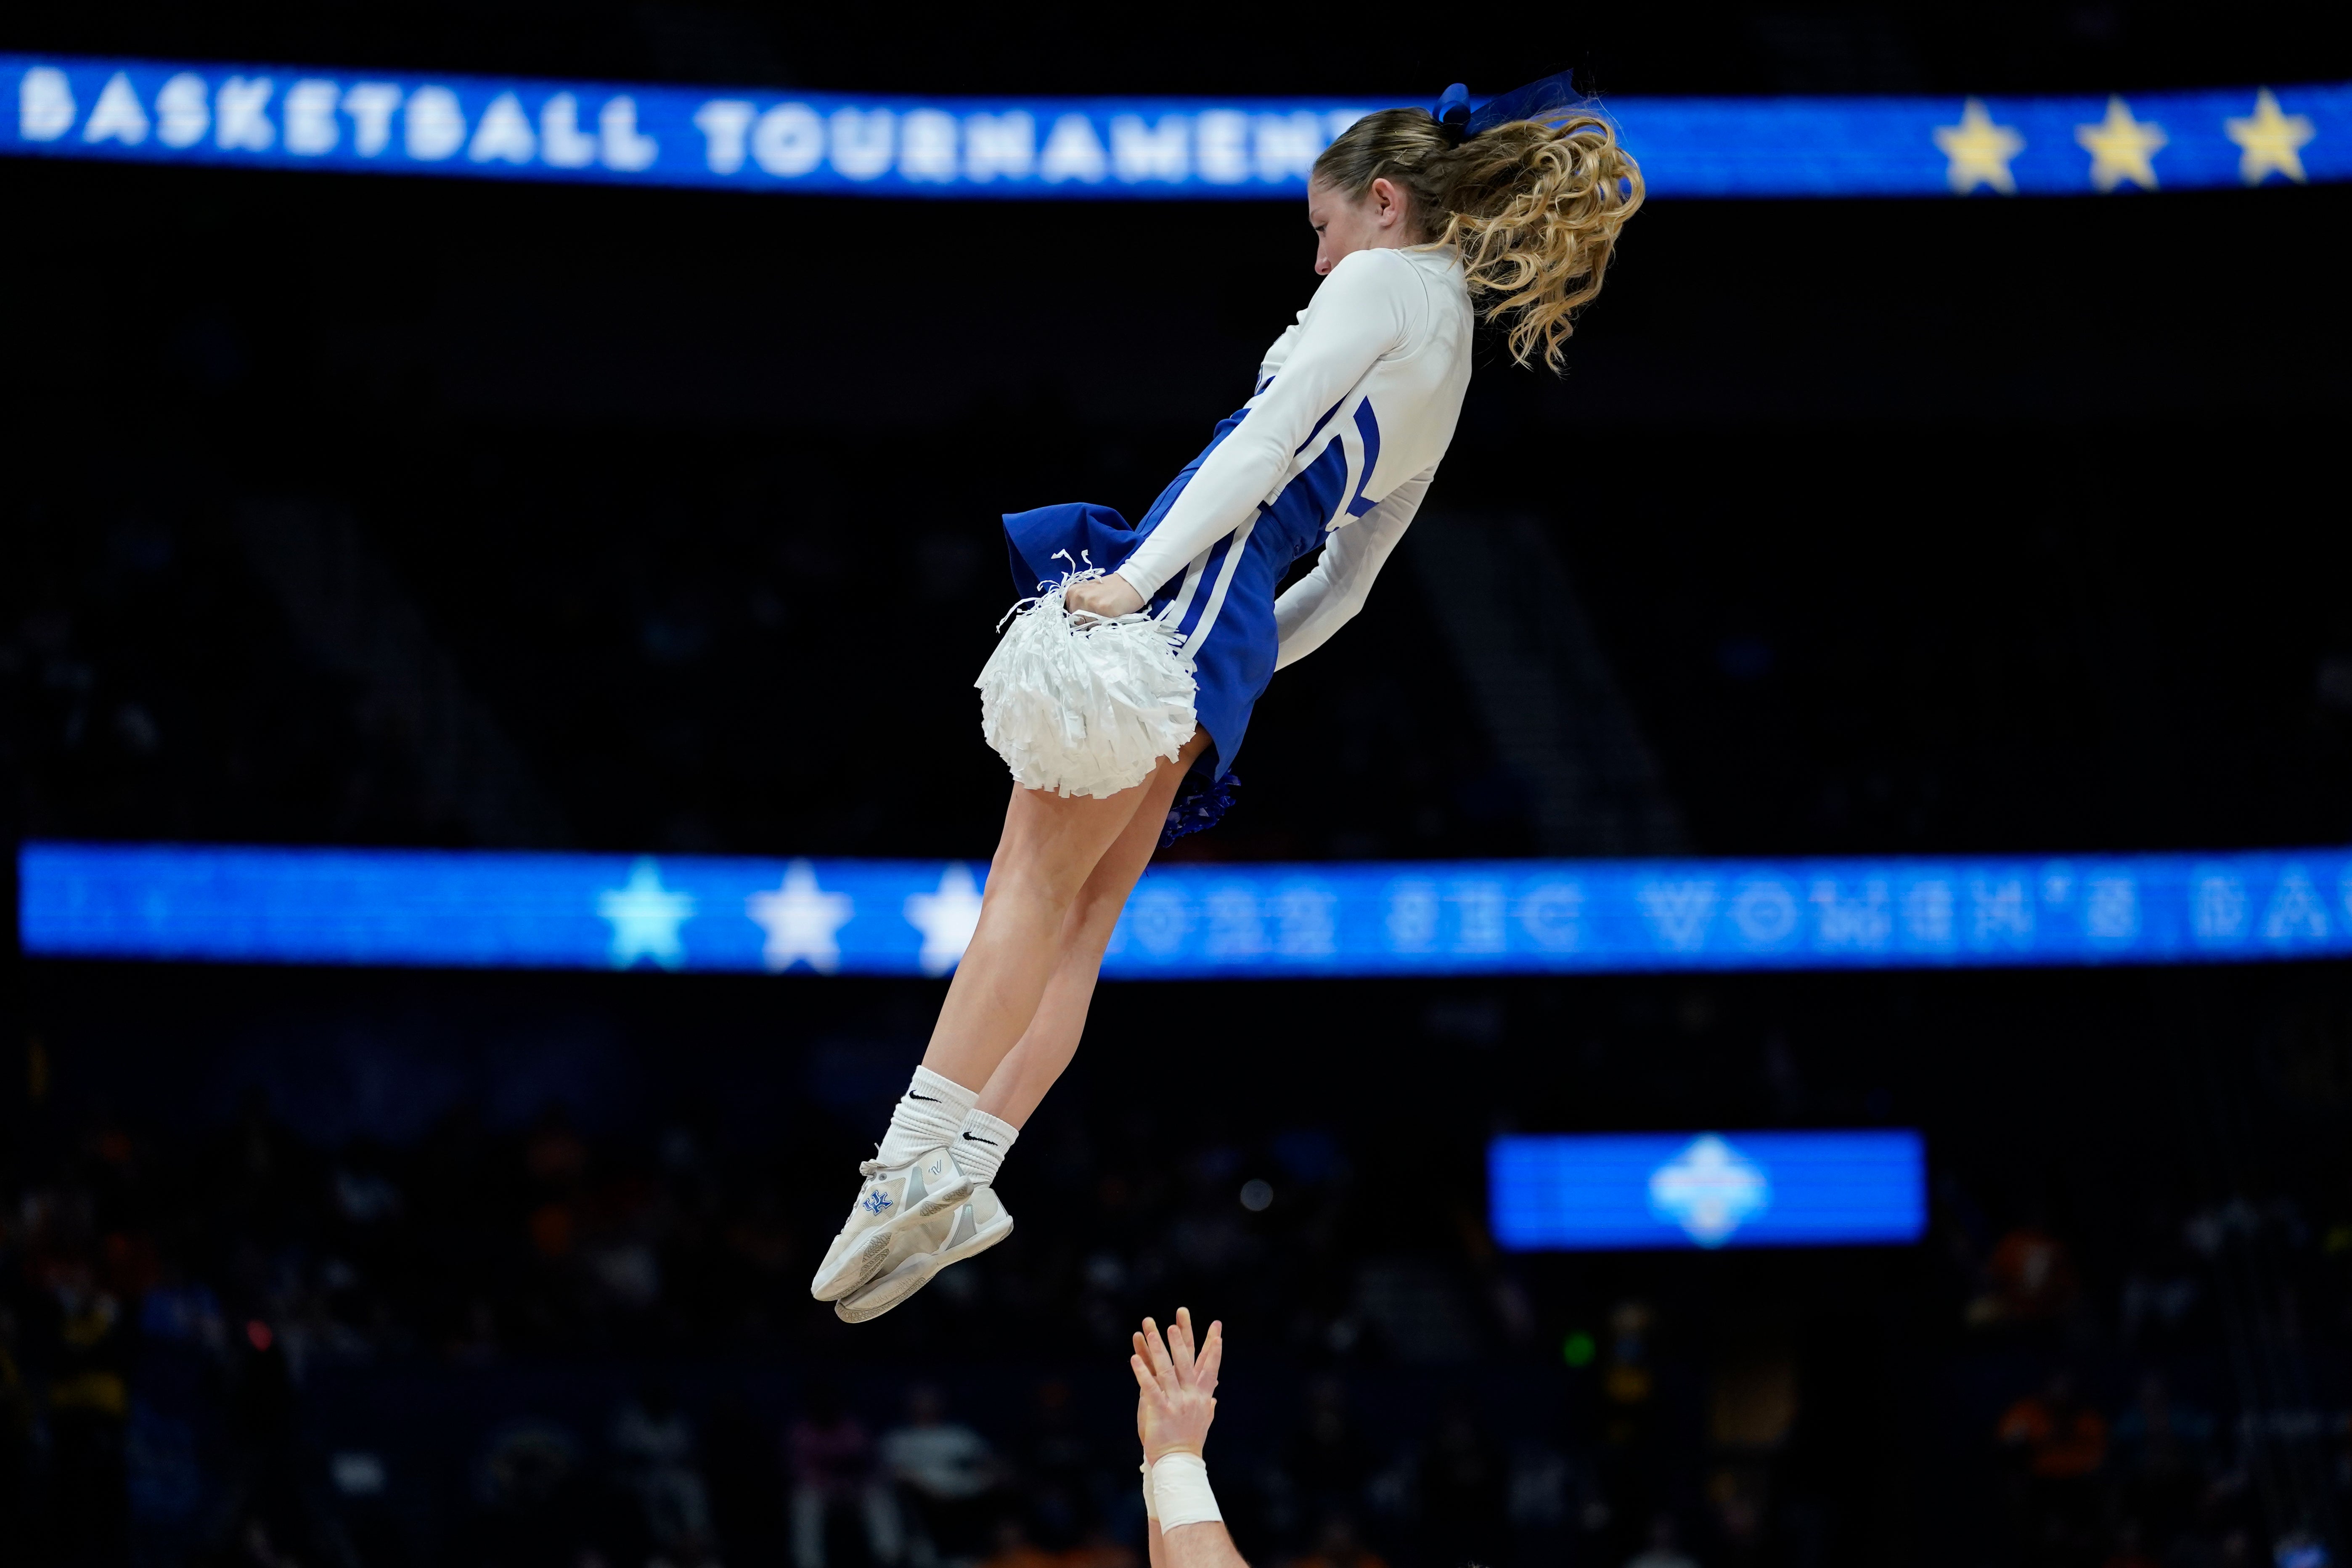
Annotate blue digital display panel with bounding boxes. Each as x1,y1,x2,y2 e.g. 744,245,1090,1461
4,54,2345,199
1489,1130,1926,1251
19,841,2352,977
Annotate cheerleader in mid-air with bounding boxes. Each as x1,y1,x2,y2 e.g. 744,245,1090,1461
812,77,1644,1321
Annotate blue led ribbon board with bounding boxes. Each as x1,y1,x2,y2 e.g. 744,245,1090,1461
5,55,2346,199
1489,1130,1927,1251
19,841,2352,977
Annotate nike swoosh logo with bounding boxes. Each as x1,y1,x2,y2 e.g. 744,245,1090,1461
908,1092,940,1102
961,1132,998,1144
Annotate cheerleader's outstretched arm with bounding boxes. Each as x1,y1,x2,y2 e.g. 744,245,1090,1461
1110,250,1415,604
1271,466,1434,671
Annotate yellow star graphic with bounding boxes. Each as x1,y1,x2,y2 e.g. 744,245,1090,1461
1932,98,2025,194
2224,88,2315,185
2075,96,2167,191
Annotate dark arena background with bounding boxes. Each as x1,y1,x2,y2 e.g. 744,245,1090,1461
6,5,2352,1568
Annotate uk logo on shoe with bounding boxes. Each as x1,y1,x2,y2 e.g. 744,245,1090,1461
861,1189,893,1216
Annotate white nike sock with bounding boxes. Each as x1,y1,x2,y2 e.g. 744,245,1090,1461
953,1109,1020,1187
875,1067,978,1167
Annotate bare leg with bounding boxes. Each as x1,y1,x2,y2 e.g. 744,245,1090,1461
976,730,1211,1126
918,734,1207,1093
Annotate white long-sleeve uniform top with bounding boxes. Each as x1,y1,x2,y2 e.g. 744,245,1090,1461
1112,243,1474,671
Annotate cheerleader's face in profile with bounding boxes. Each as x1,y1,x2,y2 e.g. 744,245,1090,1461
1308,175,1422,275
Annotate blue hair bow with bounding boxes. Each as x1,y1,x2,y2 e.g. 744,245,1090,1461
1432,70,1590,138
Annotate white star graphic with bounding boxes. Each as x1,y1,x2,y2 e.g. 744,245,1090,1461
596,858,695,970
2075,96,2167,192
904,863,987,976
745,860,855,973
1647,1134,1772,1248
1932,98,2025,195
2224,88,2315,185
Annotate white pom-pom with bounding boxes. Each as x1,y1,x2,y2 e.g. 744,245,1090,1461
976,559,1198,799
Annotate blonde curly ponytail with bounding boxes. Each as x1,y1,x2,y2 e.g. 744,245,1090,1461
1313,105,1644,373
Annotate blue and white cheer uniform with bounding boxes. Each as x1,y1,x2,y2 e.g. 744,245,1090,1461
1001,242,1474,835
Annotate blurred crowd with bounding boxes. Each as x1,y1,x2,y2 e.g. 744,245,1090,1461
1956,1210,2352,1568
0,1070,1574,1568
1,1005,2347,1568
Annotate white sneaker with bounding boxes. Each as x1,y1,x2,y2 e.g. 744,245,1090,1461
834,1187,1014,1324
808,1147,975,1302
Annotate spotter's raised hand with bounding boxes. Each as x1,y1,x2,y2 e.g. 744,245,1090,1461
1132,1307,1224,1462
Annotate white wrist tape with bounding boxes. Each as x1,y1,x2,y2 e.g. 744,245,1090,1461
1141,1460,1155,1519
1150,1453,1222,1533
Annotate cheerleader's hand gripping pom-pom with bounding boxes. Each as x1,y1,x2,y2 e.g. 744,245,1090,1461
976,555,1198,799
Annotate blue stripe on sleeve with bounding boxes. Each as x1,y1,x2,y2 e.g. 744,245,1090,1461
1343,400,1383,517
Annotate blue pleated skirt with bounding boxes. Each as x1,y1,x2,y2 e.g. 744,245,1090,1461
1001,408,1329,842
